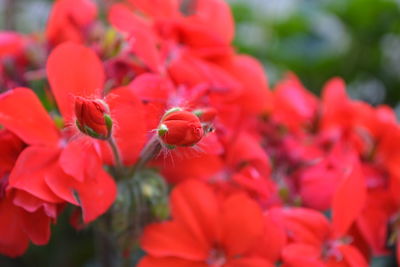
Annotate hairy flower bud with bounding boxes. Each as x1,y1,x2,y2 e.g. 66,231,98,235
74,96,112,139
157,109,204,148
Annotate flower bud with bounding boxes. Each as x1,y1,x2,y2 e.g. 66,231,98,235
74,96,112,139
157,109,204,148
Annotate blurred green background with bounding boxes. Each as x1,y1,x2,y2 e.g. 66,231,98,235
1,0,400,266
230,0,400,109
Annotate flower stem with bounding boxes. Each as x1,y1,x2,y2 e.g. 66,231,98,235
108,137,123,170
129,135,162,176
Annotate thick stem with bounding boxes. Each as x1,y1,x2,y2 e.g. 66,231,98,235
96,136,162,266
95,214,119,267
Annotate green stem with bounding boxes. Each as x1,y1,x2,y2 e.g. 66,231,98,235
129,135,162,176
108,137,124,174
95,213,119,267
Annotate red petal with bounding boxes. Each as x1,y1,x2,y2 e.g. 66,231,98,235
0,88,59,145
338,244,369,267
0,32,25,57
20,208,51,246
105,86,147,165
159,153,223,184
141,221,209,260
59,137,102,182
356,189,395,255
44,162,80,205
127,0,180,18
226,133,270,177
47,42,105,120
128,73,173,131
13,189,57,217
109,4,161,72
272,73,318,132
0,195,29,257
138,256,206,267
321,78,356,130
332,160,366,238
282,243,325,267
46,0,97,45
0,129,25,175
176,22,233,58
45,162,116,222
279,207,331,247
49,168,116,223
226,257,275,267
321,77,347,105
169,53,242,96
8,146,64,203
221,55,271,114
221,193,264,257
109,4,149,33
189,0,234,44
252,211,287,262
299,158,344,211
170,180,219,251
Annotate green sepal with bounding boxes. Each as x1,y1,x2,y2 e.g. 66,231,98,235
104,114,113,138
76,120,85,133
76,119,108,140
84,125,103,139
193,109,203,118
161,107,182,121
165,144,176,150
157,124,168,137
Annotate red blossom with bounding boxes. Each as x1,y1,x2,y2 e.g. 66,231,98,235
139,180,274,267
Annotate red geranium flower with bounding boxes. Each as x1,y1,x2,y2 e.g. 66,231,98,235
276,207,369,267
139,180,274,267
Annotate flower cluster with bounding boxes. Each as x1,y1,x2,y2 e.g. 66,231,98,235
0,0,398,266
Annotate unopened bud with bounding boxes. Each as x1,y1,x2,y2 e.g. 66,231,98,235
157,109,204,148
75,96,112,139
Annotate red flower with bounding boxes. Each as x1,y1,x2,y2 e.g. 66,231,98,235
0,88,107,223
158,109,204,147
139,180,274,267
276,207,369,267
